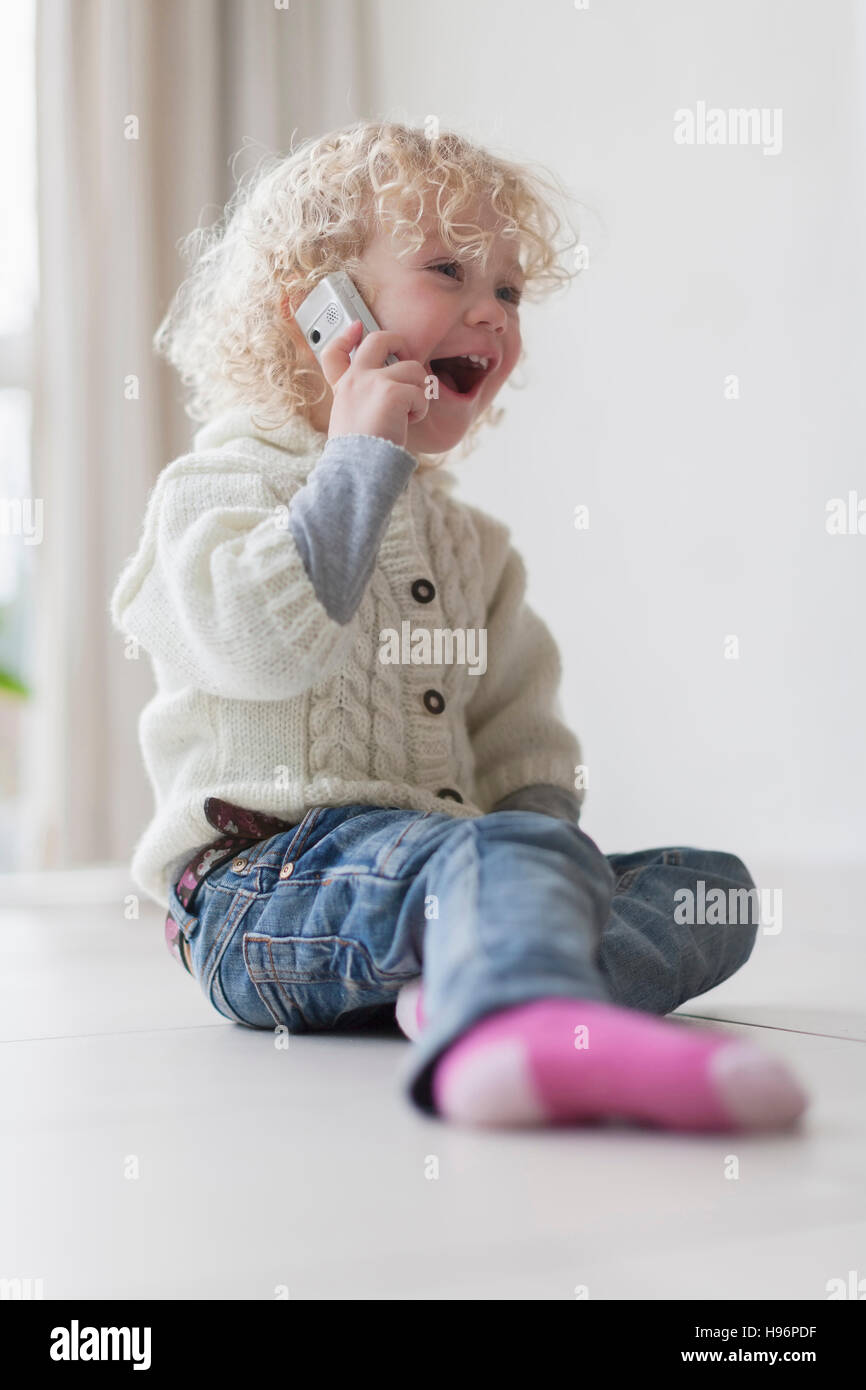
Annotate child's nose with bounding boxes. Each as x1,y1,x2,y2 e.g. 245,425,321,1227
464,295,507,332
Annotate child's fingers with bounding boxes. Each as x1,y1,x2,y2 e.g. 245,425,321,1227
349,329,409,369
319,318,364,388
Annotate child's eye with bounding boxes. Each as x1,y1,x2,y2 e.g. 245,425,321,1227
430,261,522,305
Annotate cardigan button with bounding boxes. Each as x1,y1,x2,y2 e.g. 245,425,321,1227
231,857,248,873
279,862,294,880
423,689,445,714
436,788,463,803
411,578,435,604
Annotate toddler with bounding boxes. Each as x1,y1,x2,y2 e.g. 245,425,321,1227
110,121,807,1131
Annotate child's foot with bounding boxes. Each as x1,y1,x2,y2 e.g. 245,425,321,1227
427,997,808,1132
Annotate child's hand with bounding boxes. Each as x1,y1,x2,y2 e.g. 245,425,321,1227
321,319,430,451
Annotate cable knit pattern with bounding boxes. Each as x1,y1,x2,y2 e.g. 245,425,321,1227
109,406,584,908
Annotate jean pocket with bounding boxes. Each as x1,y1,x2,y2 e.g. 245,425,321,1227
242,931,413,1031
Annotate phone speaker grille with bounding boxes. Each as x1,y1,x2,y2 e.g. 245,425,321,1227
325,303,341,326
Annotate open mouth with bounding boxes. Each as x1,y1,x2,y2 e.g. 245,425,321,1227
429,354,493,399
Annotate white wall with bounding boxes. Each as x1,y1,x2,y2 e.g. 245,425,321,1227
366,0,866,864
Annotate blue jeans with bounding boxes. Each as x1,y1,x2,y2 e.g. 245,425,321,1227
167,803,759,1115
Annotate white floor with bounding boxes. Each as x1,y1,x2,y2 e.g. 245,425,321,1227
0,857,863,1300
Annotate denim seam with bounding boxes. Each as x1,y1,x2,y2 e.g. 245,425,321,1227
169,888,200,939
613,848,683,895
377,812,432,875
239,805,324,879
251,936,314,1029
243,931,418,984
200,887,258,982
256,867,427,888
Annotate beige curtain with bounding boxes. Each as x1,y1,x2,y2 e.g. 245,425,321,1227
27,0,367,870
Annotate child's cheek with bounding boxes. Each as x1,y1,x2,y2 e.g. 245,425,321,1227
500,337,521,382
376,279,428,335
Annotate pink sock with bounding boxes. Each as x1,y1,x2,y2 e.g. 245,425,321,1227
427,997,808,1132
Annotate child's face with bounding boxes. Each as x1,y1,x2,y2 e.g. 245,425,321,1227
359,205,524,456
293,203,525,458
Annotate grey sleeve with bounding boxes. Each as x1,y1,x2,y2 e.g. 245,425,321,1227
490,782,582,822
288,433,418,624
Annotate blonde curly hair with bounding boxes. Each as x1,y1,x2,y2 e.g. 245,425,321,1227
154,119,582,461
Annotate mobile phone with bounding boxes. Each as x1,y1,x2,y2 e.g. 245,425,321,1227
293,271,400,366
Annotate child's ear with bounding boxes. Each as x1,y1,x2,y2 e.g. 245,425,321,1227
281,280,315,319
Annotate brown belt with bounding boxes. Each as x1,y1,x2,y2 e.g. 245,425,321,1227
164,797,301,976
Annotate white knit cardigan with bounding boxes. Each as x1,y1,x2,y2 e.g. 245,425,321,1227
109,407,583,908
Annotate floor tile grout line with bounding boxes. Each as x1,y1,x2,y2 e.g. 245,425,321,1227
677,1012,866,1043
0,1022,234,1045
2,1014,864,1047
